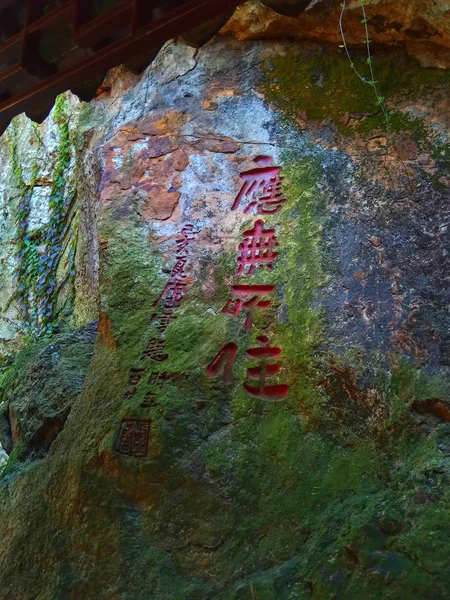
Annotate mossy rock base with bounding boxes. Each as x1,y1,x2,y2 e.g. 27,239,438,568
0,36,449,600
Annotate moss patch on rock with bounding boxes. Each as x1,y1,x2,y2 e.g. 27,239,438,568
261,48,450,136
0,37,450,600
0,321,97,465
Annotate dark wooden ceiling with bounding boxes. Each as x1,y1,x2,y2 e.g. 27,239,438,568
0,0,311,133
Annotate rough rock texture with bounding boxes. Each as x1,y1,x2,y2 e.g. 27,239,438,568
0,99,91,351
227,0,450,68
0,2,450,599
0,322,97,459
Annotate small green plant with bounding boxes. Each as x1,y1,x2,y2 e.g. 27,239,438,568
9,94,78,341
339,1,386,115
339,0,415,192
9,123,40,329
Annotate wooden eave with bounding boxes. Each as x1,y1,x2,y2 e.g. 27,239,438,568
0,0,312,133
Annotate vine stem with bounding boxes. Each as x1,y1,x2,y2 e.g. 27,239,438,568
360,3,392,137
9,95,78,340
339,0,414,192
339,1,367,87
0,315,25,332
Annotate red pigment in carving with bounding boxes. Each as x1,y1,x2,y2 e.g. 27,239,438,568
121,225,198,427
152,224,198,325
232,156,286,214
222,284,275,330
206,342,239,384
243,336,289,401
236,220,279,276
153,279,187,309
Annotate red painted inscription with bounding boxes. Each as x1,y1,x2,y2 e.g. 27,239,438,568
206,342,238,384
232,155,286,214
243,336,289,401
150,224,199,336
206,157,290,400
222,284,275,330
236,220,279,276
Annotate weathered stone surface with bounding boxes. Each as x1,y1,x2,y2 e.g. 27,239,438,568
0,99,88,352
0,322,96,459
0,6,449,600
224,0,450,68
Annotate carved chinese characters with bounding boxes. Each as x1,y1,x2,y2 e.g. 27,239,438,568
142,338,168,362
148,224,198,355
236,220,279,276
141,372,173,408
232,155,286,214
116,420,150,458
207,156,289,402
116,155,288,459
116,225,198,457
243,335,289,400
121,224,197,405
206,342,239,384
222,284,275,331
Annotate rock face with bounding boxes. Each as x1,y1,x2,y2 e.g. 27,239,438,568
0,2,450,599
229,0,450,68
0,98,87,350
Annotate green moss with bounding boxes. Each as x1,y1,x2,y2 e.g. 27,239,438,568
261,50,450,136
1,441,26,477
388,360,450,423
431,141,450,165
429,173,447,193
9,94,78,340
102,225,164,350
273,155,329,424
355,109,430,138
3,88,450,600
0,322,96,466
9,120,41,329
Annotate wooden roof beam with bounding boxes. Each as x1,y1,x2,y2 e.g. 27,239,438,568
0,0,15,11
0,0,247,132
74,0,133,49
0,34,21,65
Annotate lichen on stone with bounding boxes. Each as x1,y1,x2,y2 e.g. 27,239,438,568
0,20,449,600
